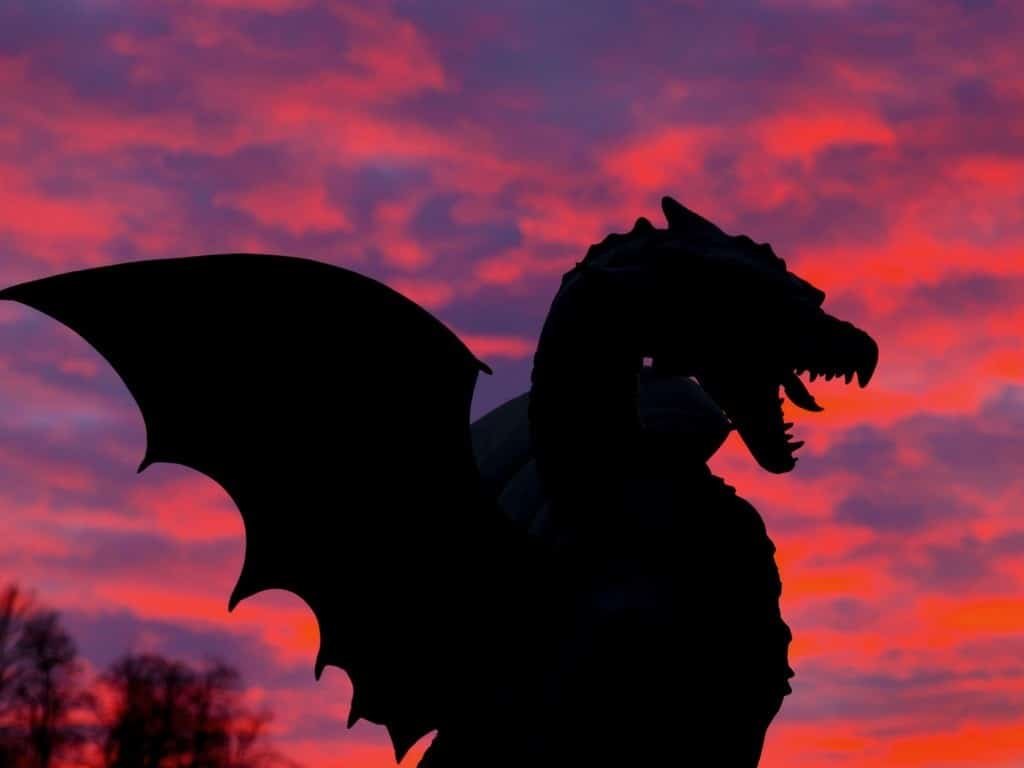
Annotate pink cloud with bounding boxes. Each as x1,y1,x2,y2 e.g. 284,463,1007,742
757,109,896,159
216,183,351,236
1,0,1023,765
459,333,535,360
387,277,456,309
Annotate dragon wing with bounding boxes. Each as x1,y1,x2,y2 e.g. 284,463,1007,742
0,253,516,761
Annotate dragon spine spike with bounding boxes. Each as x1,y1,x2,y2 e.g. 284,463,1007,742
632,216,654,232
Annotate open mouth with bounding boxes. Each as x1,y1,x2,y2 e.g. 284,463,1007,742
703,327,878,474
772,357,877,470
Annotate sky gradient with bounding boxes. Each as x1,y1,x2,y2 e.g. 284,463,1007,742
1,0,1023,765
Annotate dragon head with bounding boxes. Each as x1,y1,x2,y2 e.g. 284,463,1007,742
582,195,878,474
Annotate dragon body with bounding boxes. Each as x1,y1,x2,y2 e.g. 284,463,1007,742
1,197,877,766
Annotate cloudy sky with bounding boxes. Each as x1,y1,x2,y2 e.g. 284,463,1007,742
1,0,1023,765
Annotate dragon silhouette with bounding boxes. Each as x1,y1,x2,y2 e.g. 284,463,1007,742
0,196,877,766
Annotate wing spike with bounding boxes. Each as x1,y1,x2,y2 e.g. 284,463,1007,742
388,721,425,763
347,688,363,729
314,646,329,681
312,618,349,681
0,282,35,303
137,450,155,473
228,555,275,612
227,582,261,613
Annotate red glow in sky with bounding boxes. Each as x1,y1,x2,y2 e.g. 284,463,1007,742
1,1,1023,765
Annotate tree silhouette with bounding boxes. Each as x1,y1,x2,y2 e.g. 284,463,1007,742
0,584,93,768
0,582,300,768
0,584,34,764
97,653,298,768
14,610,93,768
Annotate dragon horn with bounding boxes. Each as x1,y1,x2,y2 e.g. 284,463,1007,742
661,196,727,240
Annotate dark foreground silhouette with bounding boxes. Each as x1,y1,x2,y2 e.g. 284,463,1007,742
0,582,296,768
0,197,877,766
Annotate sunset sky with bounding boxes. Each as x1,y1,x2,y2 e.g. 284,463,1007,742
1,0,1023,765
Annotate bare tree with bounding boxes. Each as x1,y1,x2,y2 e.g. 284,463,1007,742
0,583,35,764
98,654,188,768
98,653,298,768
14,610,93,768
0,583,299,768
0,584,34,697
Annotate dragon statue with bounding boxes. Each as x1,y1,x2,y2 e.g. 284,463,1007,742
0,196,878,766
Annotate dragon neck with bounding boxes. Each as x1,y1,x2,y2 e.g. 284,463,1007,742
527,267,696,509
